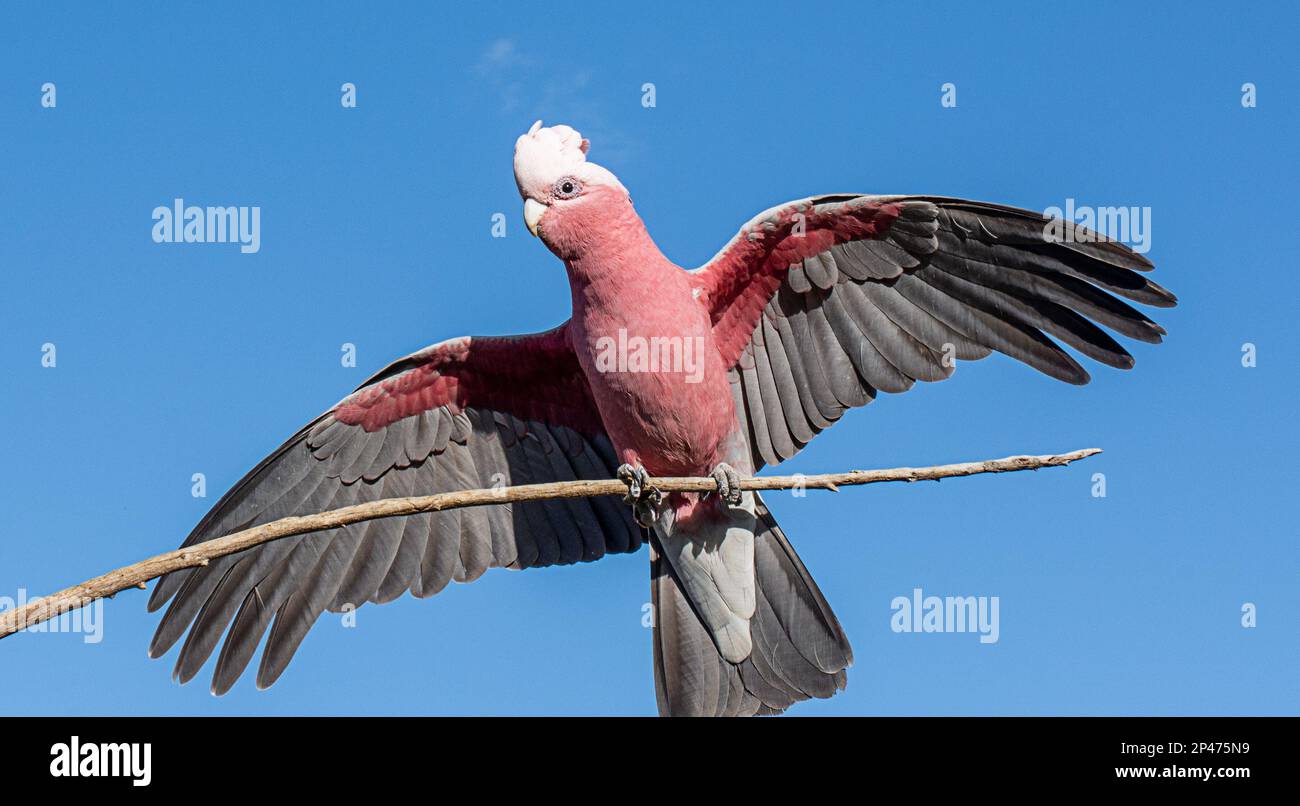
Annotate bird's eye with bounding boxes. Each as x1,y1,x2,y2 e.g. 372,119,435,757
553,177,582,199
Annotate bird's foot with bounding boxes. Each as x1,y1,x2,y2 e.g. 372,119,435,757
617,463,652,501
617,463,662,527
709,463,744,507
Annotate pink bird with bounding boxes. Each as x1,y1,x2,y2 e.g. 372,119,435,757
148,121,1175,715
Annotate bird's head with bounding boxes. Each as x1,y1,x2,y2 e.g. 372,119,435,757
513,121,629,248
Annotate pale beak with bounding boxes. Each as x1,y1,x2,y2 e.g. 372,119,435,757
523,198,546,237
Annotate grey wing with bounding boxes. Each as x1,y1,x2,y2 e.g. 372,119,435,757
721,196,1176,469
148,386,639,697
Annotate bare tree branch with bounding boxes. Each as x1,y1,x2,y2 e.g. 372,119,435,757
0,448,1100,640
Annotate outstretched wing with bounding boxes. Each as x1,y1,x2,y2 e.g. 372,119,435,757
148,324,641,694
691,195,1176,469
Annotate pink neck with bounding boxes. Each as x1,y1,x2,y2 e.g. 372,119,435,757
544,187,678,313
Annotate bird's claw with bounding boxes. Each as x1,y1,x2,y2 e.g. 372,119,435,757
710,463,744,507
617,463,662,526
617,463,648,500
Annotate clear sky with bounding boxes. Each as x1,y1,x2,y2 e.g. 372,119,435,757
1,1,1295,716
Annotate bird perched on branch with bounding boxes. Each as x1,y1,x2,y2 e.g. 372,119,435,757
147,121,1175,715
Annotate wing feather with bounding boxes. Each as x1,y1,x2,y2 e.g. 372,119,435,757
691,195,1174,468
150,325,639,695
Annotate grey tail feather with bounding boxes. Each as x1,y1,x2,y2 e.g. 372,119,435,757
651,492,852,716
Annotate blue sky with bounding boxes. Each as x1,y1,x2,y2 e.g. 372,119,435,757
1,1,1295,715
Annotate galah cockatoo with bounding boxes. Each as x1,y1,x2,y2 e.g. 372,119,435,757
148,121,1175,715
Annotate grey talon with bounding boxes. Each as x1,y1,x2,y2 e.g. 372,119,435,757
632,500,658,528
711,463,743,506
616,463,642,503
617,463,660,525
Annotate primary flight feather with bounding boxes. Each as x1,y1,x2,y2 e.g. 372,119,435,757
148,122,1175,715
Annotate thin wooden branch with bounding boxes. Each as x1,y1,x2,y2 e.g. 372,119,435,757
0,448,1099,640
